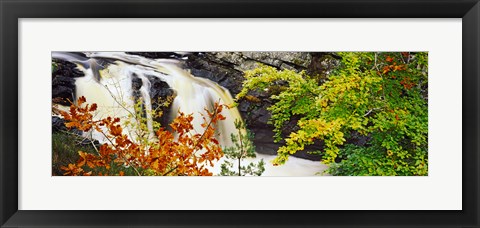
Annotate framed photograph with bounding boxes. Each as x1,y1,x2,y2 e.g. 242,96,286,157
1,0,479,227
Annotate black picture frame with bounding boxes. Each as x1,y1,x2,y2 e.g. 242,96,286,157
1,0,479,227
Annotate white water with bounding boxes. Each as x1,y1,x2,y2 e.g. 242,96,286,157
53,52,329,176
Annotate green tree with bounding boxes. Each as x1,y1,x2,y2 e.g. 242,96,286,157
220,119,265,176
237,52,428,176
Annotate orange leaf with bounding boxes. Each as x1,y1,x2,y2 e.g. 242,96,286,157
89,103,98,112
78,96,86,106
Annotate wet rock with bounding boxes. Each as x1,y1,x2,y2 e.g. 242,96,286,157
52,58,85,105
345,131,370,147
148,75,175,100
147,75,175,127
52,76,76,105
131,74,143,101
52,59,85,78
307,52,341,80
185,53,245,95
52,116,82,135
130,73,176,128
52,116,67,132
250,126,322,161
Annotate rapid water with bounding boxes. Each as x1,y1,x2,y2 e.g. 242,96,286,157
52,52,328,176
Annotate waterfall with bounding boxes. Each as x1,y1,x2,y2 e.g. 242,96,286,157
52,52,242,147
159,63,244,148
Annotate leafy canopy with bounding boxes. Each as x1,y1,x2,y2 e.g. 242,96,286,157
237,52,428,176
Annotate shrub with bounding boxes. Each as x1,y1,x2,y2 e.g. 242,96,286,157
220,119,265,176
58,96,227,176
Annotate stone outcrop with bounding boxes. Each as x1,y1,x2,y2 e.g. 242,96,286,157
52,59,85,105
131,73,176,128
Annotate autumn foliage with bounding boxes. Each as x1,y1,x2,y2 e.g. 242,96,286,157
59,96,226,176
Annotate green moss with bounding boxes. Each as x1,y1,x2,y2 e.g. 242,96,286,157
52,131,142,176
52,62,58,74
52,132,97,176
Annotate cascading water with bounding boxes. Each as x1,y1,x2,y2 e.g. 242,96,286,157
52,52,328,176
160,63,245,148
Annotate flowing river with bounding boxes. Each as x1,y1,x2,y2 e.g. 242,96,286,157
52,52,328,176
